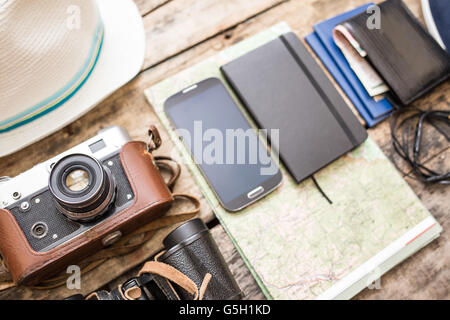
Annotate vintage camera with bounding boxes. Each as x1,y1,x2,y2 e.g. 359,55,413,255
67,219,242,300
0,126,174,285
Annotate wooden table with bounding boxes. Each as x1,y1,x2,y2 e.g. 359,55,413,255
0,0,448,300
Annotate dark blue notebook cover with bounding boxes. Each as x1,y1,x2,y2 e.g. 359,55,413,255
305,3,393,127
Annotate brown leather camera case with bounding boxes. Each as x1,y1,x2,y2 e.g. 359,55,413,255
0,141,174,285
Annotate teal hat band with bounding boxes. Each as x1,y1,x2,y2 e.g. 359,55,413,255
0,21,104,134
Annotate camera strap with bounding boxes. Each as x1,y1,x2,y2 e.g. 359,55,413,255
70,259,212,300
147,125,162,152
154,155,181,191
137,261,212,300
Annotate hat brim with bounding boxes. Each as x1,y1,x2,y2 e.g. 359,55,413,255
0,0,145,157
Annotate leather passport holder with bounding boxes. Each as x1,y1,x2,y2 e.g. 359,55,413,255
341,0,450,106
221,32,367,184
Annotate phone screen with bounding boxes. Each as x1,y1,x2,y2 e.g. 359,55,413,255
164,78,281,211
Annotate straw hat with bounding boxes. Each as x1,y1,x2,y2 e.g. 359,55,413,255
0,0,145,157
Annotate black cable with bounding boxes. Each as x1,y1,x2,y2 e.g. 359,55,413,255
390,108,450,185
311,175,333,204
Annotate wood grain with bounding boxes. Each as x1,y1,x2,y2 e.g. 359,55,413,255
368,81,450,177
134,0,172,16
0,0,448,299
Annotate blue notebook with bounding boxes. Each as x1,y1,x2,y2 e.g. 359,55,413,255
305,3,393,127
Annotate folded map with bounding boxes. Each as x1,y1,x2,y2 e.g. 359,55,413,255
145,23,442,300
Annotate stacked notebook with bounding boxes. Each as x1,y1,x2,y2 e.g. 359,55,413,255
305,3,394,127
145,23,442,299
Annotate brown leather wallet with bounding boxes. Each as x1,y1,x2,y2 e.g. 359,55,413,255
0,141,174,285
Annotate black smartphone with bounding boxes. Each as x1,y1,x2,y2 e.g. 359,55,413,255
164,77,282,211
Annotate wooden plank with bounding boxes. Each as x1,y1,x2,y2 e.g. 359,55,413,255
141,0,285,69
367,81,450,176
1,0,448,300
134,0,171,16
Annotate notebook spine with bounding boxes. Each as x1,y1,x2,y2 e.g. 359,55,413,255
279,33,360,147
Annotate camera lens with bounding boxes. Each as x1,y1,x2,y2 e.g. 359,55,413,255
65,169,90,192
49,154,116,222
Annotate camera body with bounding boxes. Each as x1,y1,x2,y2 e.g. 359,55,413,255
0,126,174,285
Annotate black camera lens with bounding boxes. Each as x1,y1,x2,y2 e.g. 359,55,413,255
49,154,116,222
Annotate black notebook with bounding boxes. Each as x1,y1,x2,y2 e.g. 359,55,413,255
221,32,367,183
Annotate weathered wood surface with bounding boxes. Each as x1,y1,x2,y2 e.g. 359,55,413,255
0,0,448,299
135,0,171,16
141,0,286,69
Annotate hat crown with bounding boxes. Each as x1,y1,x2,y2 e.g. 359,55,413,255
0,0,102,131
